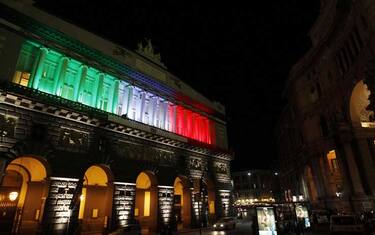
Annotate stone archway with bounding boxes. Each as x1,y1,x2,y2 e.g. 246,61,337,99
135,171,158,233
78,164,114,234
1,156,50,235
173,176,192,229
350,80,374,127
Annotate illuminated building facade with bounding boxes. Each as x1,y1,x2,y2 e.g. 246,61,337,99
0,0,233,234
232,170,281,207
277,0,375,213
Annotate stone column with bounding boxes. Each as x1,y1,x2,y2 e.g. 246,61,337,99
111,182,136,228
41,177,81,235
341,142,365,195
30,48,48,90
311,157,328,199
355,138,375,195
54,57,68,96
158,186,174,230
74,65,88,101
111,80,120,114
95,73,104,109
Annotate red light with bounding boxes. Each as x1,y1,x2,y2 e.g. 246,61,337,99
172,105,213,144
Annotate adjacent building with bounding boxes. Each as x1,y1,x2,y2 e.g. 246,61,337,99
232,170,281,206
277,0,375,214
0,0,233,234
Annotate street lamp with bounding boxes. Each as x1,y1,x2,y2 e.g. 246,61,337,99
9,191,18,201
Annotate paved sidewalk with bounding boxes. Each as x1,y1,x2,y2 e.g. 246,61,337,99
173,227,212,234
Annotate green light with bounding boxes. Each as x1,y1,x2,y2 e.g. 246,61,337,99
14,40,120,114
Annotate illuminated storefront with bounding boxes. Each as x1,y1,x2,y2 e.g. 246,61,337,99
0,1,233,234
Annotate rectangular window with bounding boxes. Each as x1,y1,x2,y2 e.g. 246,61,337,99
209,200,215,214
327,150,339,172
13,71,31,86
144,191,150,216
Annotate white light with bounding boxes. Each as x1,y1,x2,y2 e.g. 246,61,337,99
274,172,279,176
220,224,224,227
299,195,304,201
247,172,251,176
213,224,216,227
80,194,85,201
9,192,18,201
292,196,297,202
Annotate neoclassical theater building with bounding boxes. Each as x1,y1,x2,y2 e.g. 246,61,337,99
277,0,375,213
0,0,233,234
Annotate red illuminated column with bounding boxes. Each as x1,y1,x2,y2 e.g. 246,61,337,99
194,115,199,141
209,120,216,145
186,110,193,138
176,106,183,135
167,103,176,132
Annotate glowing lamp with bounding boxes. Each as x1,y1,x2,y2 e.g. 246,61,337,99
80,194,85,201
9,191,18,201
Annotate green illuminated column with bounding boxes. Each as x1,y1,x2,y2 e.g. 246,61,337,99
54,57,68,96
53,57,68,95
112,80,120,114
74,65,88,101
95,73,104,109
31,47,48,90
106,78,114,113
126,86,133,116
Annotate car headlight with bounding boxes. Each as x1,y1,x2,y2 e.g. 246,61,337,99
220,224,224,227
213,224,216,227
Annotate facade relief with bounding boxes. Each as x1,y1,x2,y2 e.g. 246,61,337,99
214,161,231,183
115,141,177,166
0,114,16,138
188,156,208,179
58,127,89,152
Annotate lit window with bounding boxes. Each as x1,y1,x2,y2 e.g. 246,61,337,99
13,71,31,86
327,150,339,172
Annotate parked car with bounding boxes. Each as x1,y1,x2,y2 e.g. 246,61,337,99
330,215,365,234
109,220,141,235
213,217,236,230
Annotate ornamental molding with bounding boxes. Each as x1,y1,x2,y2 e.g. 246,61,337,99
0,89,232,161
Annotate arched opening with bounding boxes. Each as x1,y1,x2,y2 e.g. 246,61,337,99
78,165,113,234
0,156,49,234
135,171,158,233
304,166,318,202
174,176,191,229
350,80,374,127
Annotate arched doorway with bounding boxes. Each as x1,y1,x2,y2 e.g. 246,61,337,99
0,156,49,235
78,165,113,234
135,171,158,233
173,176,191,229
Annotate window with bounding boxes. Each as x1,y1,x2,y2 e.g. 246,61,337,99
331,159,339,172
13,71,31,86
327,150,339,172
61,84,74,99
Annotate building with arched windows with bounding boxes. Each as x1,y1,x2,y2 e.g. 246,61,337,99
277,0,375,213
0,0,233,234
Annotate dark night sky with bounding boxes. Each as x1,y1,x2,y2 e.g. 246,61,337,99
34,0,320,170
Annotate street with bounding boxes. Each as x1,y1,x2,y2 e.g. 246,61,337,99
175,221,254,235
174,220,332,235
